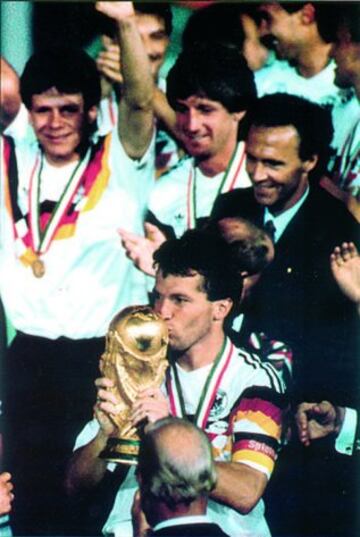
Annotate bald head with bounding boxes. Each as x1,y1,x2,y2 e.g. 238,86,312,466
137,417,217,511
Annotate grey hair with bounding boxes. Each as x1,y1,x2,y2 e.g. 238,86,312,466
137,417,217,509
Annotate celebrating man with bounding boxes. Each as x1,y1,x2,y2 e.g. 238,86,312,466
66,230,286,537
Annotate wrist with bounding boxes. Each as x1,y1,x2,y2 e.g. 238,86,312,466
97,428,112,449
334,406,345,436
116,13,137,28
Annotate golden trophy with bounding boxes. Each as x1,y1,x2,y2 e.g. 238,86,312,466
99,305,169,465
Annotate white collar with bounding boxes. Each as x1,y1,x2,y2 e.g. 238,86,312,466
153,514,212,531
264,186,309,242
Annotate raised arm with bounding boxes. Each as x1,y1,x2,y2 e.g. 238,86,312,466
0,57,21,132
95,2,154,159
154,87,180,140
96,36,180,142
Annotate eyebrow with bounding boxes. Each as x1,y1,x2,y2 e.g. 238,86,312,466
246,152,285,166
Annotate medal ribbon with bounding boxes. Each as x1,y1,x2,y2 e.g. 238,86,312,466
29,148,91,255
166,337,233,429
186,142,246,229
2,134,111,267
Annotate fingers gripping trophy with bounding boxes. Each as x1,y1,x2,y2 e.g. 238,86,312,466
99,305,169,464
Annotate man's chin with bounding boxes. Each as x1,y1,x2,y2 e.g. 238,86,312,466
254,191,275,206
183,140,210,158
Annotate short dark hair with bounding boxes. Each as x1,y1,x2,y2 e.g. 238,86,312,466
246,93,334,180
20,47,101,112
182,4,246,53
153,229,243,309
134,2,173,36
336,4,360,43
166,43,257,114
280,2,340,43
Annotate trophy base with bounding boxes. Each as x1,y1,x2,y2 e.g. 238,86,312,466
100,437,140,465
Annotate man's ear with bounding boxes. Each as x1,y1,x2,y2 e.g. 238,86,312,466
232,110,246,124
213,298,233,321
300,3,316,25
87,105,98,124
302,154,318,173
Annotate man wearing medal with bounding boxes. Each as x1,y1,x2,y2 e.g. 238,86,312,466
118,39,257,265
0,2,158,535
67,230,286,537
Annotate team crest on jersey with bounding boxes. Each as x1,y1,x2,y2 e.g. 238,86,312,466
209,389,228,419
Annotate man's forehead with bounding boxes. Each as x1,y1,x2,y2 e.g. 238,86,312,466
135,12,167,32
176,95,221,107
31,90,84,104
155,270,205,291
248,124,300,145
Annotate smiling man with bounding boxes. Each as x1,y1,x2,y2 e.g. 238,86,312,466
0,2,157,535
144,43,257,239
256,2,341,109
118,41,257,272
212,92,359,537
212,93,358,394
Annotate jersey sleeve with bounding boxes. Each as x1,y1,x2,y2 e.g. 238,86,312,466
230,385,287,479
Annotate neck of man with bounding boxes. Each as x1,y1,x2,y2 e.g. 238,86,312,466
296,41,332,78
175,329,226,372
196,131,238,178
44,152,80,168
150,497,208,528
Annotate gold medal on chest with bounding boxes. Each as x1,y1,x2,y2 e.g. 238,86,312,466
31,258,45,278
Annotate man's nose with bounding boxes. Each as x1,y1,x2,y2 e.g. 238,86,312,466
249,161,267,182
154,298,172,320
48,110,62,128
185,109,201,132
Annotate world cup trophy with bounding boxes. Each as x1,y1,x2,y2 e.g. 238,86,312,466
99,305,169,464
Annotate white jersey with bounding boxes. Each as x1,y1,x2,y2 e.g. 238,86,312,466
74,339,286,537
256,57,341,109
329,90,360,195
0,128,155,339
148,142,250,237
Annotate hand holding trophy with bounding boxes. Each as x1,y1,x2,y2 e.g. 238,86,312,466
99,305,168,464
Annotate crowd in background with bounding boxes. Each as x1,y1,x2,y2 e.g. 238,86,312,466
0,2,359,537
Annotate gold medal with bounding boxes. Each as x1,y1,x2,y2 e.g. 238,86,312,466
31,258,45,278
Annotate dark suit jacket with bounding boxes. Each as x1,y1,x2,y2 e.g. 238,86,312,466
212,185,359,406
150,522,229,537
212,185,360,536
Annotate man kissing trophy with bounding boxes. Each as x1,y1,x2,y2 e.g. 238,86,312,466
99,305,169,464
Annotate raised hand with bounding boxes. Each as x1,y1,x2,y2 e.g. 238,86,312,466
95,1,135,21
0,472,14,515
118,222,167,276
96,35,123,85
296,401,343,446
330,242,360,306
